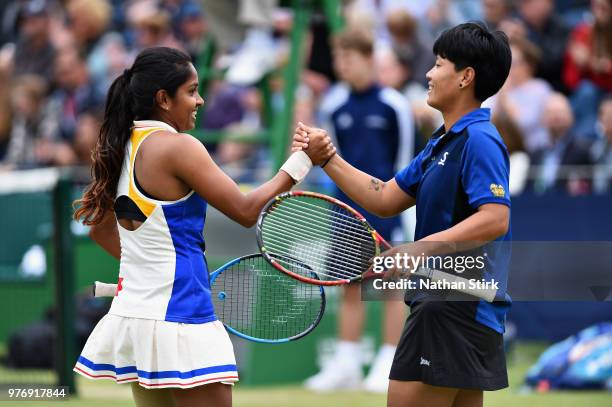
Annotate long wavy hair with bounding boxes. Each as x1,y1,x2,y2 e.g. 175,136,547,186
74,47,192,225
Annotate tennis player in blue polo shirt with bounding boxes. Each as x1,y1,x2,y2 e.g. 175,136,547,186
294,22,512,407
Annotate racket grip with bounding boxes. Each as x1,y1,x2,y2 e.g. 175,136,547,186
93,281,118,297
414,268,497,303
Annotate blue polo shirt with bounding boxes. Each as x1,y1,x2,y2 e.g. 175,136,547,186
395,108,511,334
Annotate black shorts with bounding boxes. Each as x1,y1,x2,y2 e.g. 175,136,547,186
389,300,508,391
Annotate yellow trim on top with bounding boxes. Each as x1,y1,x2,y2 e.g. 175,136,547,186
127,126,162,217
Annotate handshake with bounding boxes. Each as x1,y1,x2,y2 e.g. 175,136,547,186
292,122,337,167
280,122,337,184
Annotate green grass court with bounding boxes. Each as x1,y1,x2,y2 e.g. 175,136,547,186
2,343,610,406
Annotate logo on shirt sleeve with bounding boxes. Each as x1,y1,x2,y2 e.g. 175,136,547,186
490,183,506,198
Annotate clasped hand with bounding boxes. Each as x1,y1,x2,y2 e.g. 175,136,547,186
292,122,336,166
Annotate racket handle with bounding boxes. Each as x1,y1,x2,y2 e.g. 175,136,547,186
413,268,497,302
93,281,118,297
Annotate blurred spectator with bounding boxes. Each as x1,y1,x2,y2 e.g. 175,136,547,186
1,74,75,169
482,0,514,30
65,0,130,96
215,87,262,163
87,32,131,97
201,82,246,136
492,108,531,195
293,83,316,126
47,47,104,143
158,0,196,32
0,67,11,160
302,13,336,98
73,110,101,166
174,1,207,63
514,0,571,92
201,83,268,182
347,0,434,31
65,0,112,52
564,0,612,138
202,0,278,86
11,0,56,84
484,37,553,154
531,92,593,194
1,0,27,45
556,0,593,27
345,0,424,48
375,46,441,139
129,5,181,51
199,79,266,180
422,0,483,39
347,0,482,44
591,94,612,192
385,9,434,87
3,74,48,168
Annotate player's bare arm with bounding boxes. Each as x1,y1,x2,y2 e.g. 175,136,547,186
423,203,509,243
293,123,415,217
88,210,120,260
383,203,510,275
168,133,331,227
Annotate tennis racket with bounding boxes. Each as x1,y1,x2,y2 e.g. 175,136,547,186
93,254,326,343
256,191,497,301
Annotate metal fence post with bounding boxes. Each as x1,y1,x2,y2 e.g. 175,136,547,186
52,170,77,394
271,0,312,171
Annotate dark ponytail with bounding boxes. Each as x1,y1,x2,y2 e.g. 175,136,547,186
75,47,192,225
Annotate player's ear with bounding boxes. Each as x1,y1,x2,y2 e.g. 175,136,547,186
155,89,171,111
460,67,476,89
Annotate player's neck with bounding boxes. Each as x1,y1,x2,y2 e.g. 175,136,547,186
442,99,482,133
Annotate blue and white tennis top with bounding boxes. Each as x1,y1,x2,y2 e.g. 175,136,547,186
108,120,216,324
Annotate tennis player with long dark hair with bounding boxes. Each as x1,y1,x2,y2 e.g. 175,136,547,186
73,47,332,407
294,23,513,407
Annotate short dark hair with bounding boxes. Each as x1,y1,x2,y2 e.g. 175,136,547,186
433,22,511,102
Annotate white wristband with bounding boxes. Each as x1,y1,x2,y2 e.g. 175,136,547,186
280,151,312,184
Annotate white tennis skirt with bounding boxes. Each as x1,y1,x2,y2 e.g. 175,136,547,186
73,314,239,389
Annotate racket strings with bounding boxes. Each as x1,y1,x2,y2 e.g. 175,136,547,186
269,198,377,251
268,253,353,282
264,210,376,248
260,196,378,282
211,256,323,341
280,197,363,223
262,217,375,269
262,233,372,279
264,225,376,278
274,196,377,243
276,199,375,238
262,223,376,275
261,219,375,277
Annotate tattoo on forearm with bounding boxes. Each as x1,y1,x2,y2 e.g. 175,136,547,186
369,178,384,192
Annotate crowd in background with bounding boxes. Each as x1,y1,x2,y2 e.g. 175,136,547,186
0,0,610,196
